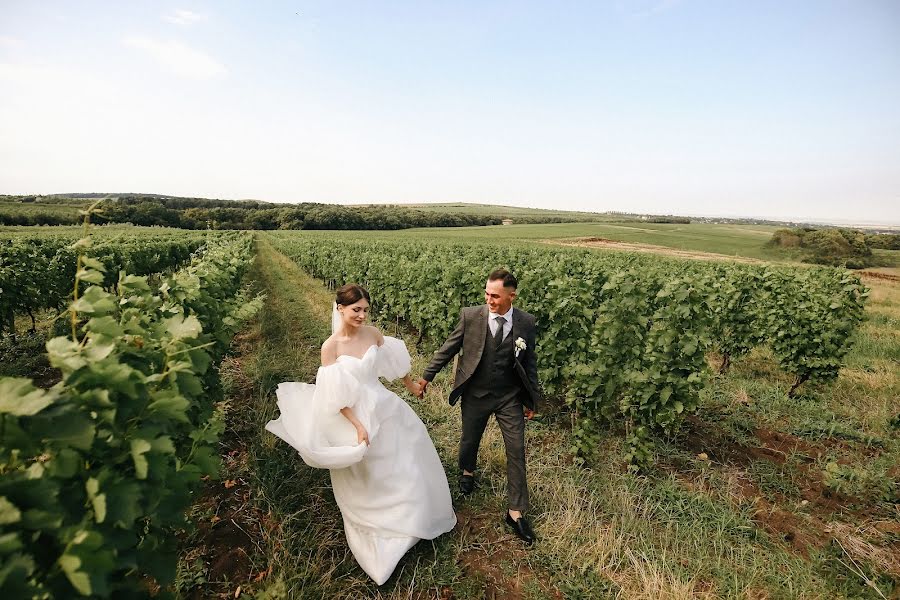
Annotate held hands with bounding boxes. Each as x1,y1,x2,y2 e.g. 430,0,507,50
402,375,429,398
403,377,423,397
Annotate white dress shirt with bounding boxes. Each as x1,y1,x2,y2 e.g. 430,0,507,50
488,306,514,341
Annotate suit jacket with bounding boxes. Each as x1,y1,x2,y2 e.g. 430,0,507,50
423,305,542,410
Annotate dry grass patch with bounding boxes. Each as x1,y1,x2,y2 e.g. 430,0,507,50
839,365,898,390
617,547,719,600
826,521,900,580
732,387,753,407
863,277,900,317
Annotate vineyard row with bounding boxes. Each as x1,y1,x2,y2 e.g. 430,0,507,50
0,231,259,597
0,229,217,335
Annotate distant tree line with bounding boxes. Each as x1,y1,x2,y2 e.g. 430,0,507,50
767,227,900,268
0,194,607,230
644,216,691,224
96,202,506,230
866,232,900,250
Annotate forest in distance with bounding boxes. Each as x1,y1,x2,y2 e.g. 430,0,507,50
0,192,815,230
1,193,622,230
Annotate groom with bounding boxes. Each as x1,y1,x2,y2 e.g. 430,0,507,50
418,269,541,545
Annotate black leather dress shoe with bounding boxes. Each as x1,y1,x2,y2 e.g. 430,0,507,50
458,474,475,495
505,512,536,545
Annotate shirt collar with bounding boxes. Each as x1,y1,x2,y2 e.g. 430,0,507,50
490,306,514,322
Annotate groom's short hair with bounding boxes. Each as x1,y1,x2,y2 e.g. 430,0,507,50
488,269,518,289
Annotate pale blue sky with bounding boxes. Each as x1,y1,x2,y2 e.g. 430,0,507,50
1,1,898,224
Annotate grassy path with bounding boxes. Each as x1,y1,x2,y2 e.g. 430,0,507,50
178,236,897,599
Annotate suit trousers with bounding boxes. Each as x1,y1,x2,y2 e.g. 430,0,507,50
459,393,529,512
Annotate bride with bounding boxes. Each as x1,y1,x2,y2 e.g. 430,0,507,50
265,283,457,585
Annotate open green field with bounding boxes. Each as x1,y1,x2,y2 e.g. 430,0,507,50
0,200,84,217
0,200,85,213
299,221,790,262
324,221,900,268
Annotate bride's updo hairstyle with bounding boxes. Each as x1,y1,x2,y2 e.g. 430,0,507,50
336,283,371,307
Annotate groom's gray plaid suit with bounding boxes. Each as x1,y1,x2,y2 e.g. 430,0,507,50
423,305,541,512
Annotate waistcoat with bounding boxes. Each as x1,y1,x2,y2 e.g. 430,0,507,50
467,321,521,399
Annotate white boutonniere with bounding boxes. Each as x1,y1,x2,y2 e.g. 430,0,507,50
514,337,527,358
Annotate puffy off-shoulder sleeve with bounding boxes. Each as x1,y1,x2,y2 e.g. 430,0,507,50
375,336,411,381
264,363,378,470
315,363,362,413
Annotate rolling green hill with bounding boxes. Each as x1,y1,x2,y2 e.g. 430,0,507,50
396,202,617,220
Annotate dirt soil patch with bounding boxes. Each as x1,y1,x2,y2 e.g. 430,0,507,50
454,508,564,600
680,417,821,466
177,330,272,599
860,269,900,282
544,237,766,264
668,416,900,560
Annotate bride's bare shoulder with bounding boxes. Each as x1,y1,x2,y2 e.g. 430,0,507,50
321,336,338,366
363,325,385,347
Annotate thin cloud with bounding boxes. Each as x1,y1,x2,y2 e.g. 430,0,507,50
123,35,226,79
163,9,207,26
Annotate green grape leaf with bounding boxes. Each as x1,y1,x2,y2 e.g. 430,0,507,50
76,268,104,285
164,314,202,340
85,478,107,523
130,439,152,480
71,286,117,316
86,316,125,338
0,378,57,416
147,391,190,423
0,532,23,555
0,497,22,526
80,256,107,272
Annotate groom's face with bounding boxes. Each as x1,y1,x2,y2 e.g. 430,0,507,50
485,278,516,314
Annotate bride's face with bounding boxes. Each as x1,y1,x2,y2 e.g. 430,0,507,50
339,298,370,329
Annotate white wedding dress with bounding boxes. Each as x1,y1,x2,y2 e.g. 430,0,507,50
265,337,457,585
